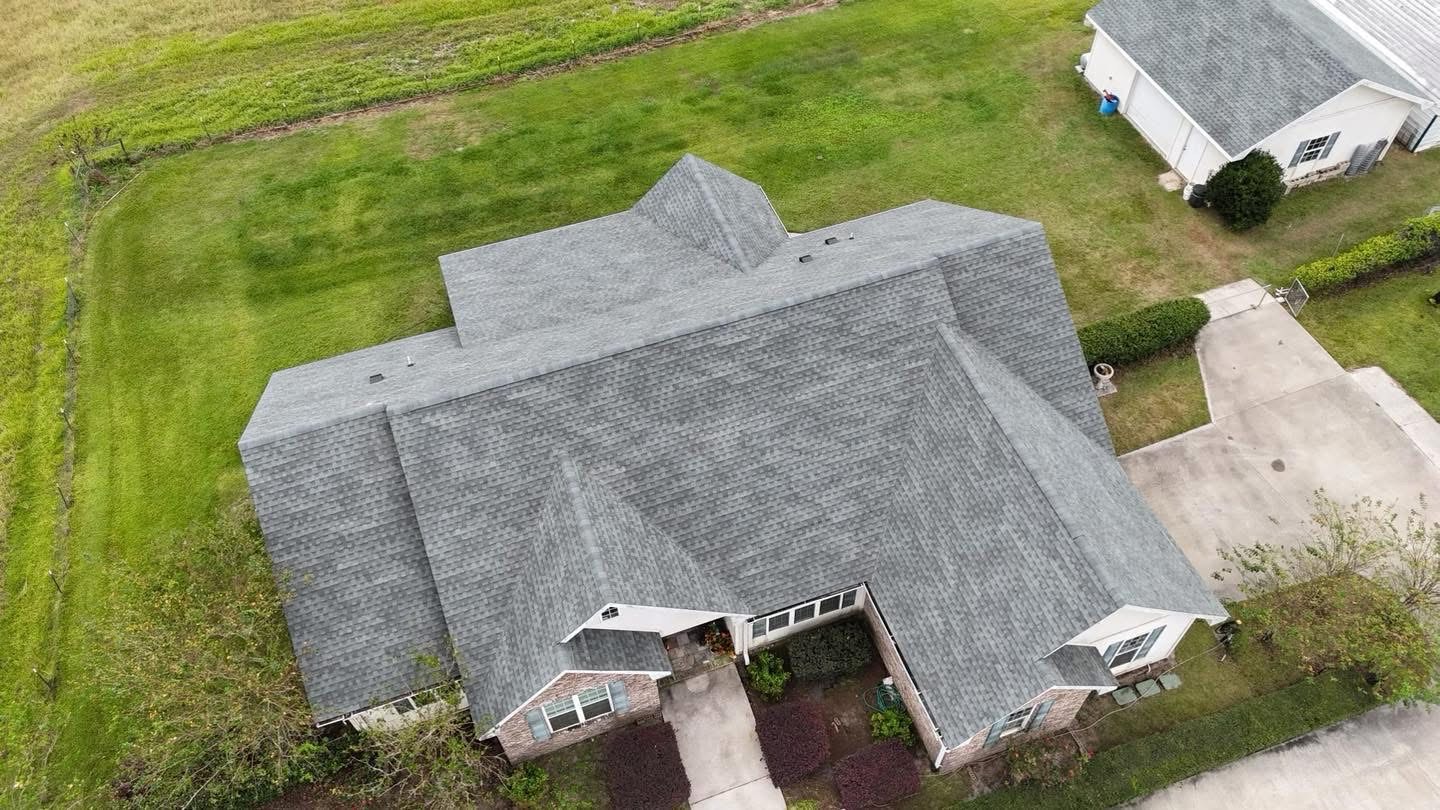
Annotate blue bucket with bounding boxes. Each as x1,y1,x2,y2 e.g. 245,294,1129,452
1099,93,1120,116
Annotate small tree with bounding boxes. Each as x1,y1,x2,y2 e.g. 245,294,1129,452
1217,491,1440,700
1205,150,1286,230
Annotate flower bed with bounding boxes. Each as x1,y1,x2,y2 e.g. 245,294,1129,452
602,722,689,810
833,740,920,809
755,700,830,787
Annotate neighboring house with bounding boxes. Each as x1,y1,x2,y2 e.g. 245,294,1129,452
1311,0,1440,151
239,155,1227,770
1081,0,1431,191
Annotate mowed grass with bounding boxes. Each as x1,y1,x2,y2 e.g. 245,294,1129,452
1301,266,1440,418
1101,350,1210,454
19,0,1440,801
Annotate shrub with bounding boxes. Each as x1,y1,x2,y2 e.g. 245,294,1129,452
834,740,921,809
98,502,344,808
1206,151,1286,230
1004,735,1086,787
788,802,821,810
755,700,830,786
748,650,791,701
1293,212,1440,292
788,619,874,682
602,722,690,810
869,705,917,747
705,621,735,656
499,762,550,806
1077,297,1210,367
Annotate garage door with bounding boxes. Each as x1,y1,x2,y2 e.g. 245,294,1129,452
1127,73,1185,158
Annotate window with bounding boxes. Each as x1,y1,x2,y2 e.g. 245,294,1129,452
1299,135,1329,163
999,706,1034,737
600,606,619,621
543,696,582,732
394,697,417,714
1108,632,1149,668
753,588,860,638
542,686,614,733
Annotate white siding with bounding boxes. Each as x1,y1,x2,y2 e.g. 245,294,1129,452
1255,83,1417,184
573,603,734,638
746,586,866,648
1067,605,1224,678
1081,26,1228,184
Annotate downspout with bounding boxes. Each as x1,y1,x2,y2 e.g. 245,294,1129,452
1416,113,1438,152
741,618,752,665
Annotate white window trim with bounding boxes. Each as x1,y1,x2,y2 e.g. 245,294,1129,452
752,587,859,637
999,706,1035,738
542,687,613,733
1298,135,1330,163
1107,631,1151,668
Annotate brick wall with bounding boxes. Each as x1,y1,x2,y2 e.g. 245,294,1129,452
861,593,945,764
939,687,1091,773
494,672,660,763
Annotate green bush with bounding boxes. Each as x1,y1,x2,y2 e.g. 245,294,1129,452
1293,212,1440,292
788,619,874,682
869,706,917,747
963,673,1375,809
1077,297,1210,367
500,762,550,807
749,651,791,701
1206,151,1286,230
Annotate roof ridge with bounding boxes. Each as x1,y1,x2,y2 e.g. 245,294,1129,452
557,452,612,599
935,324,1119,613
682,154,755,272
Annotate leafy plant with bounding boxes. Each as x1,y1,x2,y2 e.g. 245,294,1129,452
788,619,874,682
1294,212,1440,292
869,705,917,747
1205,150,1286,230
834,740,920,809
98,502,343,808
705,622,735,656
749,650,791,701
602,722,689,810
755,700,830,786
500,762,551,807
787,801,821,810
1216,492,1440,701
1077,297,1210,367
1004,735,1086,788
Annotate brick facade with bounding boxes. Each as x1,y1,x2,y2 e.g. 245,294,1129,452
494,671,660,763
861,593,946,765
938,686,1091,773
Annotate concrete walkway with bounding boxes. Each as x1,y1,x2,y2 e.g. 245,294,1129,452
1132,704,1440,809
1121,280,1440,594
661,666,785,810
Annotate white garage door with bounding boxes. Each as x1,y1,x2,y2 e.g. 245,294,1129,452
1127,73,1185,158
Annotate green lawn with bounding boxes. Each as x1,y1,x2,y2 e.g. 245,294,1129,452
1100,349,1210,454
1301,265,1440,418
15,0,1440,802
528,737,611,808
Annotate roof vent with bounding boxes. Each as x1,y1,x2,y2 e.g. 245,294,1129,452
405,355,414,367
824,236,839,245
798,254,814,263
368,373,384,384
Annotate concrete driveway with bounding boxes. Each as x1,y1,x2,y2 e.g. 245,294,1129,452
1121,280,1440,594
661,666,785,810
1132,704,1440,810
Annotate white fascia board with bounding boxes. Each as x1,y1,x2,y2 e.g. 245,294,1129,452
1233,81,1424,158
483,668,669,736
1090,26,1235,161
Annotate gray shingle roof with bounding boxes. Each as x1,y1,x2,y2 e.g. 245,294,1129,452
1042,645,1119,689
241,155,1221,738
1318,0,1440,100
1089,0,1425,155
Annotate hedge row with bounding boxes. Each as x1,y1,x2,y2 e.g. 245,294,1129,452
962,673,1375,809
835,740,921,809
755,700,830,786
602,722,690,810
788,619,874,682
1077,297,1210,367
1294,212,1440,292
